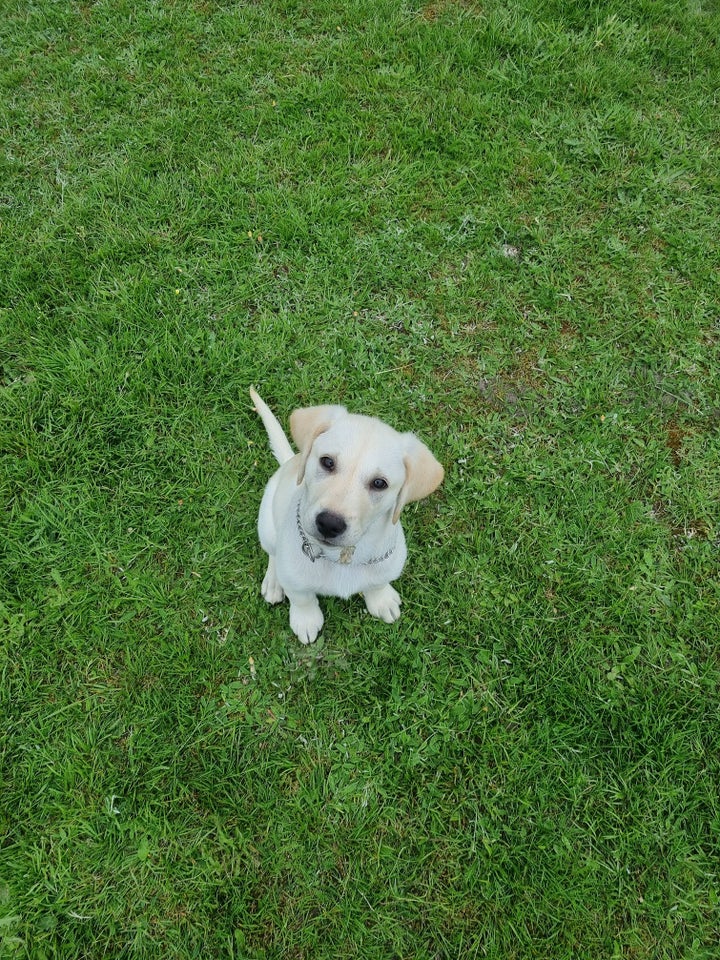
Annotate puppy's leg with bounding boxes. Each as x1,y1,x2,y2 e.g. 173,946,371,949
364,584,402,624
261,556,285,605
286,590,324,645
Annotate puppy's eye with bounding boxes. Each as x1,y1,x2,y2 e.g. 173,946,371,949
319,456,335,472
370,477,388,491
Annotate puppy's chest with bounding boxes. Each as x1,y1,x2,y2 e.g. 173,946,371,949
303,555,398,598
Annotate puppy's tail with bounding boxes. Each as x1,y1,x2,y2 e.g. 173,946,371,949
249,387,295,465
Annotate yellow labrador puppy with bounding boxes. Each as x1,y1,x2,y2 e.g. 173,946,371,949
250,387,444,644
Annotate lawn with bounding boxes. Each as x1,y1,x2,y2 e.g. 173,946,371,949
1,0,719,956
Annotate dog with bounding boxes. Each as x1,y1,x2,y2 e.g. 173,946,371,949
250,387,444,644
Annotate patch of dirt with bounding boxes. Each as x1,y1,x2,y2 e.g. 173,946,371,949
421,0,483,20
475,351,545,411
665,420,690,468
652,498,711,542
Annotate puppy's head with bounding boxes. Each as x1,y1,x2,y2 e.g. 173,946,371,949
291,403,443,548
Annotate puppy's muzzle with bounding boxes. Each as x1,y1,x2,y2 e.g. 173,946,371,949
315,510,347,541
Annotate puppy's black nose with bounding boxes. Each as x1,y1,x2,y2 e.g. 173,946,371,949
316,510,347,540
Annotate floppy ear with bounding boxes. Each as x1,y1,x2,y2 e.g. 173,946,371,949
290,404,346,484
392,434,444,524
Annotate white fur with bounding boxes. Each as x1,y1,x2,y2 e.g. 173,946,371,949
250,388,443,644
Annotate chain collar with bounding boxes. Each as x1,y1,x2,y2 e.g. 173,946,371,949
296,501,396,566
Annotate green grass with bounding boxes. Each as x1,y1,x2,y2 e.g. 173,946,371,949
2,0,719,956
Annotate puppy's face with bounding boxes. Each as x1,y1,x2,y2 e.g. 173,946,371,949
299,416,407,548
291,406,444,549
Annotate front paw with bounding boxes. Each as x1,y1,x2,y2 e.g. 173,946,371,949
290,603,324,645
364,584,402,624
261,560,285,605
